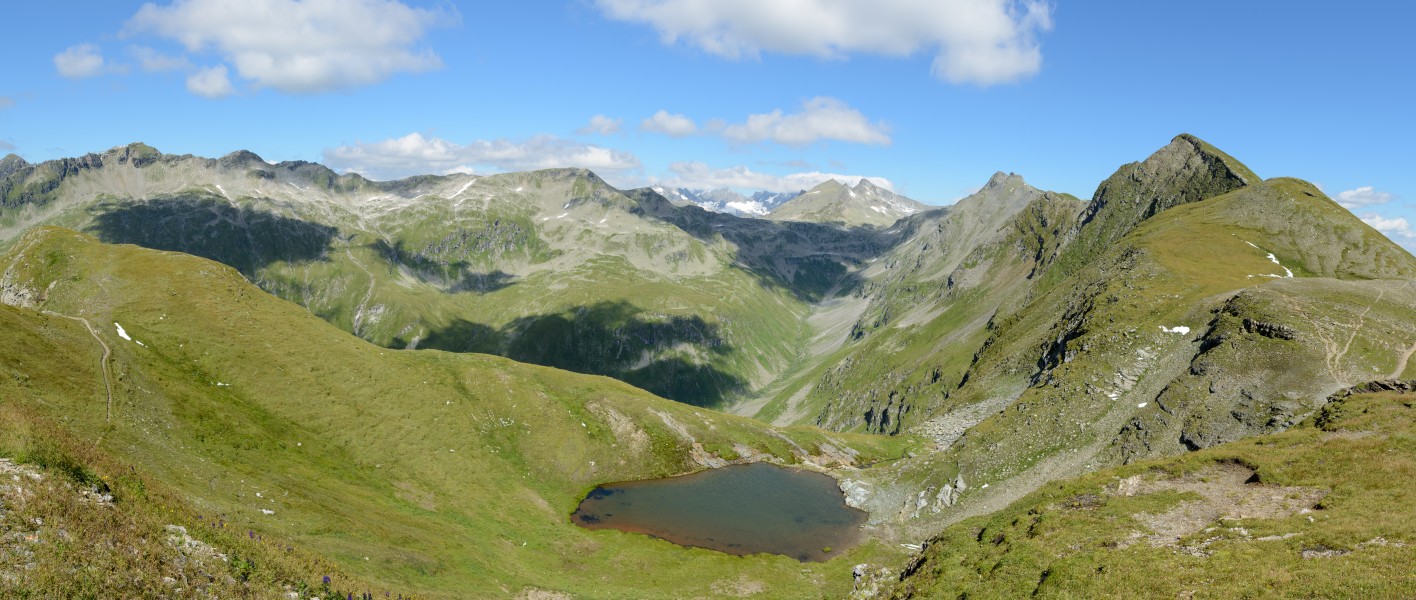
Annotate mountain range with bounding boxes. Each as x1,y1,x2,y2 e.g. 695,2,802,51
1,134,1414,597
652,186,803,217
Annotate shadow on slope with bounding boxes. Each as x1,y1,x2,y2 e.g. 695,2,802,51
624,188,923,303
416,300,746,408
87,193,337,274
371,239,516,294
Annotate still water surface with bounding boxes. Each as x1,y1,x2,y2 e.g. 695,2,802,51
571,462,866,562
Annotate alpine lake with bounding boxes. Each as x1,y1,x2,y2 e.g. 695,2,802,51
571,462,867,562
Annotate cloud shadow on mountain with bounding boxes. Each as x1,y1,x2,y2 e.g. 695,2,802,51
87,192,338,274
416,300,745,408
371,239,516,294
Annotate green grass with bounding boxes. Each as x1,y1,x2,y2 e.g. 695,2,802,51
882,387,1416,598
0,227,912,598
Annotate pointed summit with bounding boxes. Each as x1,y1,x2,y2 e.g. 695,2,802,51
1062,133,1260,266
0,154,29,180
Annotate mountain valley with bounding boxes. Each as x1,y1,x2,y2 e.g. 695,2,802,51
1,134,1414,598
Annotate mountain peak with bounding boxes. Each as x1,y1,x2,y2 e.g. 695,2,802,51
1054,134,1262,277
219,149,268,167
1157,133,1259,186
984,171,1026,190
104,142,164,168
771,177,927,227
0,154,29,179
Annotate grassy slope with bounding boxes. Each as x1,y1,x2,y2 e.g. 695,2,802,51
843,172,1416,544
879,385,1416,599
0,153,815,410
0,227,915,598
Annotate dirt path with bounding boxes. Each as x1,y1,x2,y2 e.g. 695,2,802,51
43,311,113,422
1390,341,1416,380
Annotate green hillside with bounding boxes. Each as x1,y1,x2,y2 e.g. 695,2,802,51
869,382,1416,599
782,136,1416,555
0,227,913,598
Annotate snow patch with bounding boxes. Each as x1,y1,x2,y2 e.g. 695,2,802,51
1160,326,1191,335
555,212,568,219
1138,402,1149,408
215,184,229,198
260,509,275,515
869,205,887,214
514,186,524,193
725,200,769,216
451,178,477,197
114,323,132,341
1265,253,1295,278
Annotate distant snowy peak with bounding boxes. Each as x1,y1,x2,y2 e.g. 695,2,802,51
768,179,929,227
650,186,801,218
750,190,802,211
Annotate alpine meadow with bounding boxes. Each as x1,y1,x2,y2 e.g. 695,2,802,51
2,1,1414,598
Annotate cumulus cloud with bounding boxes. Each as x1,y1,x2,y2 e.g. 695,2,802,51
658,161,892,193
577,115,623,135
54,44,108,78
1362,214,1414,239
323,132,642,180
1336,186,1395,210
186,65,236,98
594,0,1052,85
641,110,698,137
124,0,451,94
719,97,890,146
130,45,192,72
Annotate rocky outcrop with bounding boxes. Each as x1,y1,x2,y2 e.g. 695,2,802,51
1242,317,1297,340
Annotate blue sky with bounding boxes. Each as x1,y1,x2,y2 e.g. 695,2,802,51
1,1,1412,249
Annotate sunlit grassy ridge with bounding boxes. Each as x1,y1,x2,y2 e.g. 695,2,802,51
877,385,1416,599
806,137,1416,554
0,227,915,598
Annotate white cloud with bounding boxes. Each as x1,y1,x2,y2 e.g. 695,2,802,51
577,115,623,135
1336,186,1395,210
131,45,192,72
0,97,13,110
186,65,236,98
324,132,642,181
594,0,1052,85
719,97,890,146
641,110,698,137
0,140,15,152
54,44,107,78
1362,214,1414,239
659,161,892,193
125,0,450,94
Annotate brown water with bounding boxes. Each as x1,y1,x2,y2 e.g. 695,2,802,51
571,462,866,562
